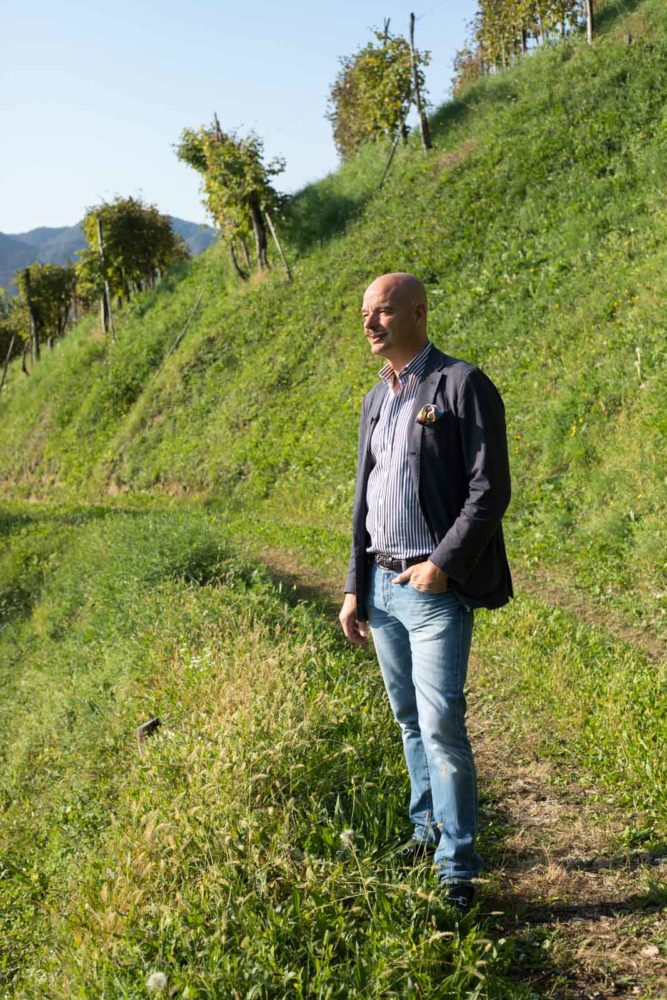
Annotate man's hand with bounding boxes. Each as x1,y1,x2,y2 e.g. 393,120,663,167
339,593,368,646
392,560,449,593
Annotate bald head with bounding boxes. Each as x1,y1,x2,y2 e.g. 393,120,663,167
361,272,429,371
365,272,428,312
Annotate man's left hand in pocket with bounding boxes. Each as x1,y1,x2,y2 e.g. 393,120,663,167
392,560,449,593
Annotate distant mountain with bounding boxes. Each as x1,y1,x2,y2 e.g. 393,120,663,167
169,218,217,256
0,233,38,289
0,217,217,295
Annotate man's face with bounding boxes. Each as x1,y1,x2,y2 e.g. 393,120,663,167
361,279,420,358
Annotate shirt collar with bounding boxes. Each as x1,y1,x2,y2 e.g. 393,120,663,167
379,340,433,387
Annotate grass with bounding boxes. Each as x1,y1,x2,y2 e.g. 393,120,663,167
1,498,663,996
1,1,666,994
1,504,540,998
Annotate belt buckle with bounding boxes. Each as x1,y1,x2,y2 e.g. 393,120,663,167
375,553,412,572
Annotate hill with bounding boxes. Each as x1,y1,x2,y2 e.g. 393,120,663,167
0,216,216,293
0,1,665,995
1,0,664,636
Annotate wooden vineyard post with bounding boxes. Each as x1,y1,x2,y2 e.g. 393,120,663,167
96,215,115,341
0,331,16,392
22,268,40,364
410,13,431,152
585,0,594,44
264,208,292,282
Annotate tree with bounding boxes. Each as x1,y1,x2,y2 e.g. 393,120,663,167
326,25,430,159
475,0,528,67
457,0,584,82
0,289,29,391
78,197,188,325
15,263,76,369
175,116,286,277
452,41,485,97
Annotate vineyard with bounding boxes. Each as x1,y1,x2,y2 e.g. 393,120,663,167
0,1,665,996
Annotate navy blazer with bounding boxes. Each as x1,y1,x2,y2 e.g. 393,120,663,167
345,343,513,619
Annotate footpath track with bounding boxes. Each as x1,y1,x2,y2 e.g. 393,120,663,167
247,543,667,1000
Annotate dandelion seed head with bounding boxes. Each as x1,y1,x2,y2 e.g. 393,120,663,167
339,828,355,848
147,970,168,993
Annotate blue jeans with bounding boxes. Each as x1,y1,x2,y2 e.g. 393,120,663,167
366,562,482,883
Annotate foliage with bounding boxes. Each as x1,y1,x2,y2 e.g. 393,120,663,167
452,44,484,98
0,495,663,993
73,246,104,312
16,262,76,351
452,0,583,93
175,118,285,269
326,26,430,159
0,288,29,365
78,196,188,306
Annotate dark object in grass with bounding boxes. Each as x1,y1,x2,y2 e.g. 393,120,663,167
136,717,162,744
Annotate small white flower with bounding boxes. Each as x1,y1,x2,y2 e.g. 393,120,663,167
147,970,168,993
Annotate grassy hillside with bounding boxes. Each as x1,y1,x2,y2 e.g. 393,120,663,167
1,2,665,634
1,1,665,995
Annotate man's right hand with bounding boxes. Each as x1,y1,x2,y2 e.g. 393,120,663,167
339,593,368,646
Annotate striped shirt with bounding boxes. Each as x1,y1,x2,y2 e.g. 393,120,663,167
366,341,435,558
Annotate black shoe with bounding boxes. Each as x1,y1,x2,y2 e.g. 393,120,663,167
443,882,476,914
394,838,437,864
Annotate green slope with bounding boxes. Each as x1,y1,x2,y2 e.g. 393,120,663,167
1,2,665,635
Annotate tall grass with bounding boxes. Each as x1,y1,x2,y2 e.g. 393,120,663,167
1,506,535,998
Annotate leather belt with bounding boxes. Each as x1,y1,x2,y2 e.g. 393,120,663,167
373,552,431,573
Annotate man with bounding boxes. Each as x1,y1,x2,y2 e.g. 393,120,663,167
339,272,512,914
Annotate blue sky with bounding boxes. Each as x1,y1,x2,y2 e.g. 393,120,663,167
3,0,476,233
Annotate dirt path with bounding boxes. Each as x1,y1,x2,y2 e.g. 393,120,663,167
251,543,666,999
514,566,666,665
470,697,666,999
